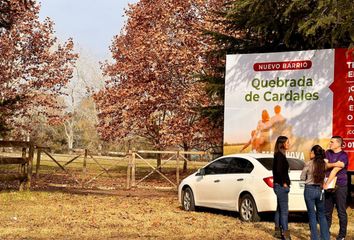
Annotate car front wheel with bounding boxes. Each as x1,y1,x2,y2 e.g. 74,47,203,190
239,194,260,222
182,187,195,211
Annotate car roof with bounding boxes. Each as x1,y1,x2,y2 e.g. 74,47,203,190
221,153,274,159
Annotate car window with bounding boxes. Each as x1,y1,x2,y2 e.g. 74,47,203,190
256,158,273,170
228,158,254,174
256,157,304,170
204,158,229,175
287,158,305,170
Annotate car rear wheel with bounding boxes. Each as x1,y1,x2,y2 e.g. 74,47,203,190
239,194,260,222
182,187,195,211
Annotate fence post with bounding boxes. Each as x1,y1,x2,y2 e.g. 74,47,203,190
22,147,26,158
35,148,41,178
20,147,26,173
176,150,180,186
27,142,34,189
83,149,88,174
132,148,136,187
127,149,132,189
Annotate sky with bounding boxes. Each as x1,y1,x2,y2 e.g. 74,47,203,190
39,0,138,61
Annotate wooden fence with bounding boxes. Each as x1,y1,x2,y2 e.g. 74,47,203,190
7,146,211,190
35,148,130,187
126,149,211,190
0,141,34,190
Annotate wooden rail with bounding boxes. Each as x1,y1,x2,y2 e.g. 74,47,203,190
33,147,211,190
126,149,211,190
0,141,34,190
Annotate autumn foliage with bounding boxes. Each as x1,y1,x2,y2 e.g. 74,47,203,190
95,0,225,152
0,1,78,135
0,0,34,30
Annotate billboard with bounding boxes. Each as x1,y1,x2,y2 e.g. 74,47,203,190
224,49,354,170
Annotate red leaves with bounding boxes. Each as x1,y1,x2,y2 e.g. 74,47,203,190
0,2,78,134
0,0,36,30
95,0,225,150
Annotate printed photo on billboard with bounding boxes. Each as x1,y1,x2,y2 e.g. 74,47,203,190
224,49,338,160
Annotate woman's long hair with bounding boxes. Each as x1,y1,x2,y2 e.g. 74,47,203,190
274,136,288,156
311,145,326,184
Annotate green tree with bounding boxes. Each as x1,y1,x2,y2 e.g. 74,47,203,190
200,0,353,150
218,0,353,52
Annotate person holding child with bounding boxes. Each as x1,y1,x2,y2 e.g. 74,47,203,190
324,136,348,240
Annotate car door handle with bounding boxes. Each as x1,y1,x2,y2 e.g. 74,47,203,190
214,179,220,183
237,178,244,181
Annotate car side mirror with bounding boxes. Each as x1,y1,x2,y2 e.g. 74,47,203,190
196,168,205,176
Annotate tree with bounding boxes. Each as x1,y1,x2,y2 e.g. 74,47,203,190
0,0,35,31
198,0,353,152
95,0,225,168
0,1,78,137
26,112,68,152
195,0,231,151
59,48,104,151
73,97,102,151
214,0,353,52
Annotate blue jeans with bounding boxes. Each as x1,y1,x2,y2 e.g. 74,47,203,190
274,183,289,231
304,185,330,240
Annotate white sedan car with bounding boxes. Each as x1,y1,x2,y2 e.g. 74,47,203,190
178,153,307,222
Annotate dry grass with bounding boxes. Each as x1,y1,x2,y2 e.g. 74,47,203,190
0,152,353,239
0,189,353,240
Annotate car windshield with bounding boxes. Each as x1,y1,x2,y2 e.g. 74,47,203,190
256,157,304,170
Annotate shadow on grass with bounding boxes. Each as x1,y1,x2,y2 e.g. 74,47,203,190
0,183,177,199
193,206,308,223
188,204,353,239
36,186,176,198
186,206,310,239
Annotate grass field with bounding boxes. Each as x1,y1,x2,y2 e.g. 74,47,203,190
0,152,353,239
0,190,353,240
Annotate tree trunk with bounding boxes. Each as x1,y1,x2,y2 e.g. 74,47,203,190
183,142,190,173
63,119,74,152
157,152,162,172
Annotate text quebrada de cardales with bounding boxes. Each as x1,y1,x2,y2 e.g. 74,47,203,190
244,76,319,102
